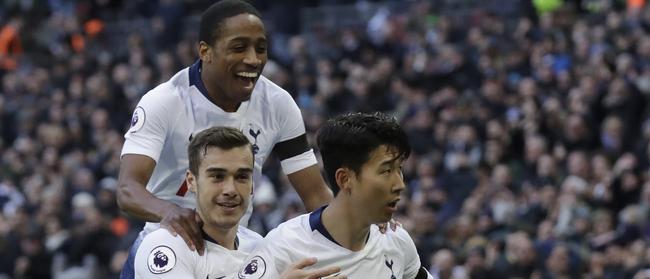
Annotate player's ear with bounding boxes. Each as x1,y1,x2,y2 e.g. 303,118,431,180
186,170,197,193
198,41,212,63
335,167,352,193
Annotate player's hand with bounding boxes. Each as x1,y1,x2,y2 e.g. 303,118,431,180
160,205,205,256
378,218,401,234
280,257,346,279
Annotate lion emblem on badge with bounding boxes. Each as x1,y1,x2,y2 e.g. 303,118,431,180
153,250,168,267
244,259,258,274
147,245,176,274
238,256,266,278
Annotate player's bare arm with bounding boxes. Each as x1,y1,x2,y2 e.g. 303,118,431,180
117,154,204,255
287,165,333,211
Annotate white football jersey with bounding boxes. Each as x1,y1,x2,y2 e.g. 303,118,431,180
122,60,317,232
236,206,434,279
134,226,262,279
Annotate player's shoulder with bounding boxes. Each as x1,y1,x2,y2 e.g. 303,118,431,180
136,229,190,275
140,228,188,251
376,225,415,246
264,213,309,242
237,225,264,252
238,225,264,241
254,75,295,103
255,75,288,95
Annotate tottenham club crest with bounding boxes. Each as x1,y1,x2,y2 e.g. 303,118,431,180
147,245,176,274
238,256,266,279
248,125,261,155
130,106,146,133
385,255,396,279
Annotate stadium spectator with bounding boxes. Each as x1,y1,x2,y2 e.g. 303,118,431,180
2,0,650,278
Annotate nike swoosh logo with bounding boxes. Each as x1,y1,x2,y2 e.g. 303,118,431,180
206,276,226,279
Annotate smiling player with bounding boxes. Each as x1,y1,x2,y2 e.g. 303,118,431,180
117,1,332,278
134,127,343,279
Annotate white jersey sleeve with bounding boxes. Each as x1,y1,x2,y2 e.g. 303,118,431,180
134,229,197,278
122,84,176,162
272,91,317,175
396,228,434,279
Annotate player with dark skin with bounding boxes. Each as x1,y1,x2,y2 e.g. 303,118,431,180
117,0,396,264
117,1,332,256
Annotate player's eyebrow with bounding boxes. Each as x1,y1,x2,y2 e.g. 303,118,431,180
204,167,253,174
204,167,227,174
235,168,253,174
228,37,267,44
379,156,401,168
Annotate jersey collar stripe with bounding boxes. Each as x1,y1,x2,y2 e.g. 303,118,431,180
188,59,211,101
201,229,239,249
308,205,341,246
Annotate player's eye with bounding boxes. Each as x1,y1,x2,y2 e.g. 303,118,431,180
212,173,226,180
232,45,246,52
256,45,267,53
236,174,251,182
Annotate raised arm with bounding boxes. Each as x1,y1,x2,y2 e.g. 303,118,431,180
287,165,332,211
117,154,204,254
117,154,168,221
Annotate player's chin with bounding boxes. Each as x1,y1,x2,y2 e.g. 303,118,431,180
214,212,243,224
214,218,239,229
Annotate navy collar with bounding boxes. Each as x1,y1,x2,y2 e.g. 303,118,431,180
201,229,239,250
309,205,341,246
188,60,212,102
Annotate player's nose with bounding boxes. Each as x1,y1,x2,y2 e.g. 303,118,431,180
392,172,405,193
243,48,262,67
222,177,238,196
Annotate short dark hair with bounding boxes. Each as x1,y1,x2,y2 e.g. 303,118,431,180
199,0,262,45
188,126,252,175
317,112,411,195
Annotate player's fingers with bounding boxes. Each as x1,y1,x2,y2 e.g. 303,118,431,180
306,266,341,279
194,209,204,226
390,219,401,231
182,214,204,255
160,222,178,237
378,223,387,234
291,257,318,269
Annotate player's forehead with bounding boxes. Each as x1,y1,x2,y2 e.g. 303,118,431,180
198,145,253,171
216,13,266,43
364,145,402,167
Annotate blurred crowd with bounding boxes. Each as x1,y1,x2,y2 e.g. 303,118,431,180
2,0,650,278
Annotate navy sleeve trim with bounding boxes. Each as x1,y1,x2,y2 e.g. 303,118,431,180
272,134,310,161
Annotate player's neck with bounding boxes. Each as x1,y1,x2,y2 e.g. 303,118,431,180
321,199,370,252
200,71,241,112
202,225,238,250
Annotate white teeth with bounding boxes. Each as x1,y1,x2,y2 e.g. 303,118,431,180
236,72,257,78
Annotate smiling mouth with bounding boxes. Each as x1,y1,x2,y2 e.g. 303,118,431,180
235,72,258,86
387,199,400,208
216,201,240,208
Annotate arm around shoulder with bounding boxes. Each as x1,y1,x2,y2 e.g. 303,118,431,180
117,154,174,221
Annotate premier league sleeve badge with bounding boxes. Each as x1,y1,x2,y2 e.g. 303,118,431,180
147,245,176,274
238,255,266,279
